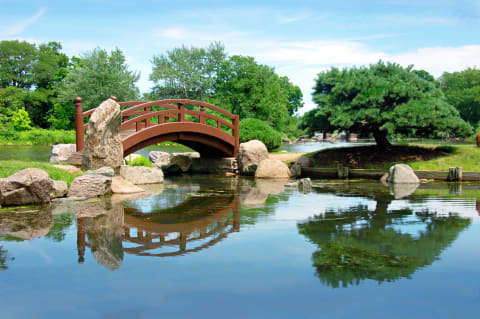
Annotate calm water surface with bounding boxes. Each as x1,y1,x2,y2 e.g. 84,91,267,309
1,176,479,318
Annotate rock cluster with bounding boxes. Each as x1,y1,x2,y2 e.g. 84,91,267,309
237,140,269,175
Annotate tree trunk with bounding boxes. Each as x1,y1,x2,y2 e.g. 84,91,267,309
373,129,392,150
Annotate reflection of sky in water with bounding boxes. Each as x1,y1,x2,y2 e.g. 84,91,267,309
1,179,480,318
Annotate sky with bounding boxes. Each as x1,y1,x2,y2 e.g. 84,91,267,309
1,0,479,113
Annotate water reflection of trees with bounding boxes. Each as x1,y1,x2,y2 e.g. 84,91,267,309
0,245,12,270
298,186,471,288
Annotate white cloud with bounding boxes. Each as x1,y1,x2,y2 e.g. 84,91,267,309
2,7,47,37
391,45,480,77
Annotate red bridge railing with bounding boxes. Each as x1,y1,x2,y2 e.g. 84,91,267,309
74,96,240,156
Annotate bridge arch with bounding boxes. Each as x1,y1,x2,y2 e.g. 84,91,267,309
74,97,240,158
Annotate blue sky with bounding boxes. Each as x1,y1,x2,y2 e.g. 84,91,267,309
1,0,479,113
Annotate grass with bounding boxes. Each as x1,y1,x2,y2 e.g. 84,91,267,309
308,143,480,172
0,160,83,186
0,128,75,146
405,144,480,171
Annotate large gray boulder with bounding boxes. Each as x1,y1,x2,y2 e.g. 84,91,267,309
387,164,420,184
119,165,164,184
67,170,112,198
255,159,291,179
50,144,76,163
0,168,54,206
149,151,170,168
237,140,269,175
82,98,123,170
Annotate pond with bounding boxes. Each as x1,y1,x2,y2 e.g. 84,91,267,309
1,175,479,318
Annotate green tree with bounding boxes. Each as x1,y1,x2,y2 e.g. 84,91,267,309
311,61,471,149
34,42,69,89
150,42,226,100
298,108,332,137
215,55,303,131
57,48,140,111
0,40,37,89
440,68,480,127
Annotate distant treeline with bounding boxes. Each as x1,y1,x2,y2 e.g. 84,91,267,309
1,40,478,146
0,40,302,139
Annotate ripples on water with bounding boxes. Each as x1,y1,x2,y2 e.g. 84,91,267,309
1,176,479,318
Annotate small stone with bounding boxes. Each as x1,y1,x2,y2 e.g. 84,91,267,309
255,159,291,179
119,165,164,184
387,164,420,184
149,151,170,167
111,176,145,194
50,144,76,163
85,166,115,178
50,180,68,198
68,173,112,198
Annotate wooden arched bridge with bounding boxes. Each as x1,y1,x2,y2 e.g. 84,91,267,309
74,96,240,158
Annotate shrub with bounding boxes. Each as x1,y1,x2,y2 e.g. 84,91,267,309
239,118,282,150
11,107,32,131
126,155,152,167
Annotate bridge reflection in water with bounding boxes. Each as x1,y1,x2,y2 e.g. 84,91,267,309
75,182,240,269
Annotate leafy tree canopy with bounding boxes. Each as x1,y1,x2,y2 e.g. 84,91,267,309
440,68,480,127
149,42,226,100
310,61,471,149
215,55,303,131
57,48,140,110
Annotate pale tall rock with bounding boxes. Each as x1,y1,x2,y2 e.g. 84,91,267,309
82,98,123,170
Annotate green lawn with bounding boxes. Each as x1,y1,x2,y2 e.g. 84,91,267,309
0,160,82,186
406,144,480,171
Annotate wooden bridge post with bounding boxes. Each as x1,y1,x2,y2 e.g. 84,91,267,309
233,115,240,156
74,97,84,151
178,103,185,122
199,105,206,124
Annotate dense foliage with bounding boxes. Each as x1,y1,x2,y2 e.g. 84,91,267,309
149,44,303,134
440,68,480,127
56,48,140,120
239,118,282,150
150,42,226,100
309,61,472,148
215,55,303,131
